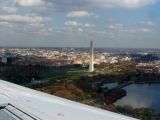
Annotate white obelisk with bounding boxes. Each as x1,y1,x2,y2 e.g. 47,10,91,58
89,40,94,72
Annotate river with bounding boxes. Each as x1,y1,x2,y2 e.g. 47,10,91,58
115,84,160,113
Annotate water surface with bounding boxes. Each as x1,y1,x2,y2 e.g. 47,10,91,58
115,84,160,112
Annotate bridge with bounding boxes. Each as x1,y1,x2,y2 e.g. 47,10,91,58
116,81,135,89
102,81,135,93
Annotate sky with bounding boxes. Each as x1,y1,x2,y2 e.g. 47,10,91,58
0,0,160,48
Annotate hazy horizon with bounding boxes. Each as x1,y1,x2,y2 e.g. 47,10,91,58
0,46,160,50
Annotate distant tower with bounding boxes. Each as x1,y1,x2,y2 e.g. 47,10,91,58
89,40,94,72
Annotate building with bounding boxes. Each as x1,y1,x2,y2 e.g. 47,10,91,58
1,56,7,63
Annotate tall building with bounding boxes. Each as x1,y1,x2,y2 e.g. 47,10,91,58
89,40,94,72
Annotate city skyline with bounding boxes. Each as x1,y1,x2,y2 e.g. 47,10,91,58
0,0,160,48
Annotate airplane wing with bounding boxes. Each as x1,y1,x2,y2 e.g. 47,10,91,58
0,80,138,120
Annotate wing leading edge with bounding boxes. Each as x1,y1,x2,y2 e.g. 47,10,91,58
0,80,138,120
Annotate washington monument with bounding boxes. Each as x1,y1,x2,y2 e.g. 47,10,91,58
89,40,94,72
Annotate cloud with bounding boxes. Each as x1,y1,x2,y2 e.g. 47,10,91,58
106,21,155,36
78,28,84,32
0,14,48,24
147,21,154,26
1,6,18,13
42,0,158,12
84,23,95,28
67,11,94,18
29,23,45,27
140,21,155,26
0,22,13,28
18,0,45,6
64,21,95,28
91,0,157,8
0,0,159,48
36,28,53,35
108,23,123,29
138,28,152,32
64,21,82,27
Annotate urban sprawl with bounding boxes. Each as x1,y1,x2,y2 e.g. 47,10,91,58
0,48,160,74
